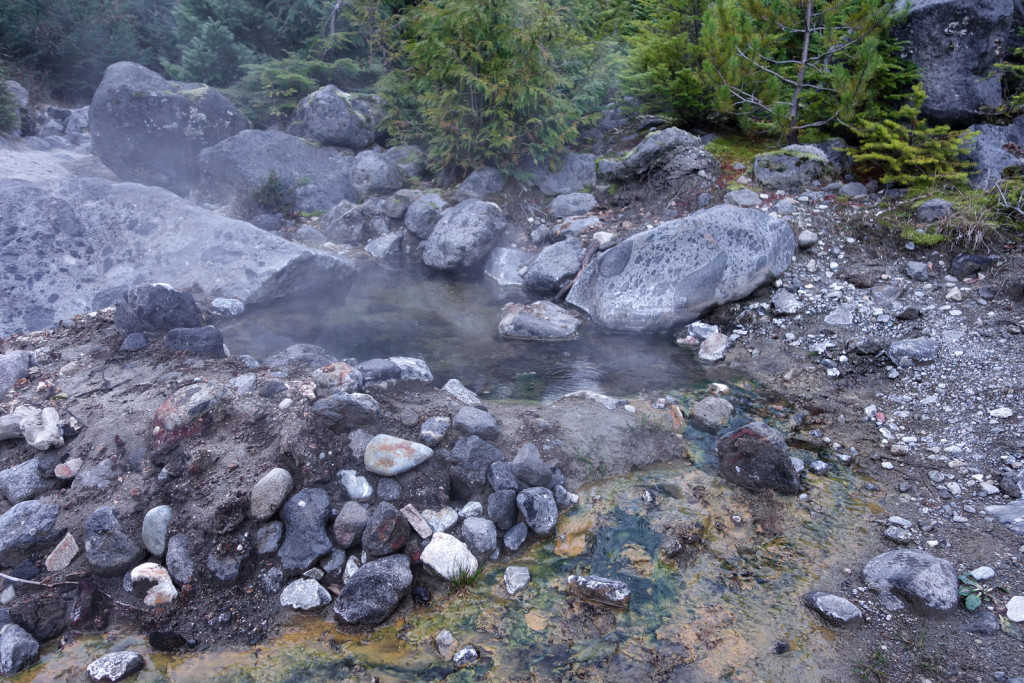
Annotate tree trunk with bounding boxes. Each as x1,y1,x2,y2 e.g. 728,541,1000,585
786,0,814,144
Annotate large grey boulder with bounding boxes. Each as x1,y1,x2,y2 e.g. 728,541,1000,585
0,177,356,336
566,204,795,332
967,116,1024,188
422,199,508,273
89,62,247,195
599,127,702,181
892,0,1013,126
861,549,958,614
199,129,357,213
290,85,380,149
350,150,405,200
752,145,831,192
524,152,597,196
524,238,584,292
322,198,390,244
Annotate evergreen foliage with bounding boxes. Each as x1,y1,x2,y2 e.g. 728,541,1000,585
0,0,176,101
701,0,911,141
162,20,252,87
227,56,380,128
625,0,711,125
378,0,583,174
851,84,977,189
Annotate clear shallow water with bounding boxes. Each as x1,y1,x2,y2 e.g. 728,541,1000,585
20,388,879,682
220,266,712,401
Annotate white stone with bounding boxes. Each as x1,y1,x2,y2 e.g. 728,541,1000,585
422,507,460,532
443,379,482,407
400,504,433,539
504,566,530,595
364,434,433,476
990,407,1014,419
45,532,79,572
339,470,374,500
458,501,483,519
130,563,178,606
1007,596,1024,623
280,578,331,610
421,532,478,581
969,566,995,581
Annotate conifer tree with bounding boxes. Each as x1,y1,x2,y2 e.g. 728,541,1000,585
379,0,581,174
702,0,905,141
851,83,977,188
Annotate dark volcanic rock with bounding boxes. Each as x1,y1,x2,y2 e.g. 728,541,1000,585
278,489,333,573
0,624,39,676
333,554,412,625
113,284,202,335
516,487,558,536
361,502,411,557
83,507,145,576
487,489,518,531
716,421,799,495
446,436,504,501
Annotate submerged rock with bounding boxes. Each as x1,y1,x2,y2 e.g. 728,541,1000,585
499,301,581,341
86,650,145,682
567,575,630,608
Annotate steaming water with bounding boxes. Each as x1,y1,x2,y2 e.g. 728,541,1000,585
219,265,713,401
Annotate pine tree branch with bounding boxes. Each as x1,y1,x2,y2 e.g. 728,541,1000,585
735,47,838,93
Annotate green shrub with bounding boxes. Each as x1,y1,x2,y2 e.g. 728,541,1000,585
248,171,296,217
851,84,977,189
225,56,381,128
378,0,583,175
